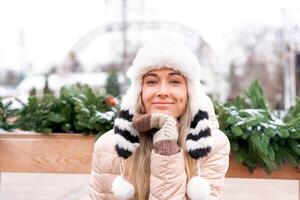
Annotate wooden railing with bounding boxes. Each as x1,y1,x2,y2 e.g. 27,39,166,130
0,132,299,197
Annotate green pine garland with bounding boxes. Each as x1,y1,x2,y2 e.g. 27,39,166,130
0,96,18,131
11,85,118,138
214,80,300,173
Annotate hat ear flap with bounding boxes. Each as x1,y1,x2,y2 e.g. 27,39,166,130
186,110,212,200
112,109,138,200
114,109,140,159
186,110,212,159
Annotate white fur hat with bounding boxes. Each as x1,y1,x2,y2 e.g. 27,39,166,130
112,38,214,200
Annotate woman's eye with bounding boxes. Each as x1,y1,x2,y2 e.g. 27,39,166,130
170,80,181,84
146,80,157,84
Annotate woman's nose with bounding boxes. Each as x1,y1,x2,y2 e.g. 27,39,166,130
157,83,169,97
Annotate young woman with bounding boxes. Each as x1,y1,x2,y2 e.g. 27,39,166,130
89,39,230,200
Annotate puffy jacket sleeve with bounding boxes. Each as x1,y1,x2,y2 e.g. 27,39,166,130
89,130,120,200
149,149,187,200
200,128,230,200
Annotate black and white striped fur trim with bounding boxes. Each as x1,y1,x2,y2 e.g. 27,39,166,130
114,110,140,159
186,110,212,159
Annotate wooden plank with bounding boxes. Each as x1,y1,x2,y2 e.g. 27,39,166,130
0,132,95,173
0,132,299,180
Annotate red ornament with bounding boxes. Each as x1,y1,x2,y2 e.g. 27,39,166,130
106,96,118,107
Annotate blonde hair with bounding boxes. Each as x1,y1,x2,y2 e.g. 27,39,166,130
124,95,197,200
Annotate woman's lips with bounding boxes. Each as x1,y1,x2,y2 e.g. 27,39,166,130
153,101,174,104
152,102,174,109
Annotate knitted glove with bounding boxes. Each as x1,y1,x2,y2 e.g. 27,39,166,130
132,113,178,143
132,113,180,155
150,113,178,144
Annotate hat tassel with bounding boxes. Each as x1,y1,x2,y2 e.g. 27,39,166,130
187,161,210,200
111,160,135,200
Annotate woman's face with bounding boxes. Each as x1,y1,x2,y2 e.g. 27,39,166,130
141,68,188,118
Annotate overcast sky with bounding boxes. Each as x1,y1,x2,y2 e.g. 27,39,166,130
1,0,300,74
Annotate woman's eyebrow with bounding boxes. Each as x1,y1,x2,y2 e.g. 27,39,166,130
168,72,182,76
143,73,157,78
143,71,182,78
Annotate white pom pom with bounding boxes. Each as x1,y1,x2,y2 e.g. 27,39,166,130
111,176,135,200
187,176,210,200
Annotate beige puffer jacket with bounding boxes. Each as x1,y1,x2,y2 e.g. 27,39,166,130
89,119,230,200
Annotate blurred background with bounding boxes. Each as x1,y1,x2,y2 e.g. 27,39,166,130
1,0,300,108
0,0,299,199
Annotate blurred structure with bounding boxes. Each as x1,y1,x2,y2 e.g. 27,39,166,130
0,69,24,97
296,50,300,96
281,9,296,110
61,0,225,99
58,52,83,74
282,44,296,110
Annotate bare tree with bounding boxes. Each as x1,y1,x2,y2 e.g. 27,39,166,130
228,26,284,109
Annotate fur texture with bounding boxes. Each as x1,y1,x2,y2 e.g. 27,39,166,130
187,176,211,200
111,176,135,200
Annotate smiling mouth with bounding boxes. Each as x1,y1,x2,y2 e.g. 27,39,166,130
154,103,172,104
152,102,174,109
153,101,174,104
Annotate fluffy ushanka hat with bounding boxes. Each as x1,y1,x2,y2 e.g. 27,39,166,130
111,38,216,200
